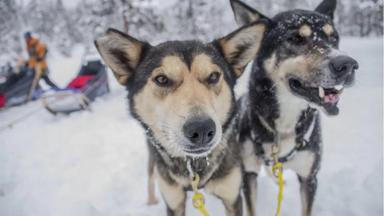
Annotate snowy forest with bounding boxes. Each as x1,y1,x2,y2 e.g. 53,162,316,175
0,0,383,63
0,0,382,215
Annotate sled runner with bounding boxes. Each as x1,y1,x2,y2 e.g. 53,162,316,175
42,59,109,115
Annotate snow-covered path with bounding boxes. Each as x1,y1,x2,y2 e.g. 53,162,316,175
0,38,382,216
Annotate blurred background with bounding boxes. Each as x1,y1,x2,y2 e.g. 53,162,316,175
0,0,382,216
0,0,383,63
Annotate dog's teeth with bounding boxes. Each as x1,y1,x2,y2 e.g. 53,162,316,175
334,84,344,91
337,89,344,95
318,86,325,98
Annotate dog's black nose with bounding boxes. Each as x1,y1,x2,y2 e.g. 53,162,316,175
329,55,358,77
183,117,216,146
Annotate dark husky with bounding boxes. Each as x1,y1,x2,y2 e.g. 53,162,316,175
95,22,267,215
230,0,358,215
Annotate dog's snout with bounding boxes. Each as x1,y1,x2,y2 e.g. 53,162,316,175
329,55,358,77
183,117,216,146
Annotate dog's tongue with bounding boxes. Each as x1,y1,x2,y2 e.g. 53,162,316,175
324,94,339,104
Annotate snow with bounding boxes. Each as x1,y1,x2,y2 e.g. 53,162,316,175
0,37,382,216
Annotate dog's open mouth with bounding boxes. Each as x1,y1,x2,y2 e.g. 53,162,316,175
288,78,344,115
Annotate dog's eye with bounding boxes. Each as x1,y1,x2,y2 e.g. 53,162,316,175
287,34,305,45
153,75,172,87
207,71,221,84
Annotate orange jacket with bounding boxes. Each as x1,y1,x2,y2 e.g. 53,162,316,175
26,37,48,70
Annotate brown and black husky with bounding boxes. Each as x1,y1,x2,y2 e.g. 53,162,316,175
230,0,358,215
95,21,267,215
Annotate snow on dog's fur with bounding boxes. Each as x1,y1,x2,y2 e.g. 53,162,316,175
230,0,359,215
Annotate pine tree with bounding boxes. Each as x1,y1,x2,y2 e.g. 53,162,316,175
0,0,383,64
0,0,22,64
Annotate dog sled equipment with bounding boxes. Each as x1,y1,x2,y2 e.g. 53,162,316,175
0,64,42,109
42,59,109,115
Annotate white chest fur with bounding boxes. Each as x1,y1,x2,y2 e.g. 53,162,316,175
274,81,308,135
264,82,314,177
266,83,305,156
241,88,317,177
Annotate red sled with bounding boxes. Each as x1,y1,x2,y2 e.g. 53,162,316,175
42,59,109,115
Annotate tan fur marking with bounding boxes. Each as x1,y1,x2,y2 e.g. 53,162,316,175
191,54,222,79
96,32,143,85
273,55,315,81
220,24,266,76
157,169,185,213
133,54,232,157
191,54,223,94
205,166,242,204
322,24,334,36
263,52,277,75
212,80,232,125
264,50,321,83
299,25,312,37
158,56,188,83
190,54,232,125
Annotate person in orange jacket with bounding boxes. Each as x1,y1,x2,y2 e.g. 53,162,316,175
24,32,58,89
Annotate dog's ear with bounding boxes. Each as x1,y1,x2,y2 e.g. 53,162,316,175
215,21,267,77
315,0,337,20
230,0,269,26
95,28,150,86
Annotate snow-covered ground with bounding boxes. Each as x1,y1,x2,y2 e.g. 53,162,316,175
0,38,382,216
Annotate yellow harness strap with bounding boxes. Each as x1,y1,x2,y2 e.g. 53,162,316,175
272,162,284,216
191,173,210,216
